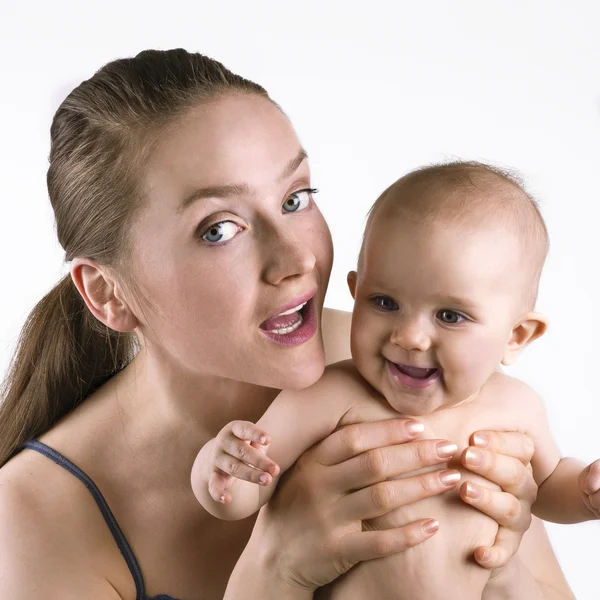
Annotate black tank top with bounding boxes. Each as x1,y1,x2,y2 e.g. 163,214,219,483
23,440,179,600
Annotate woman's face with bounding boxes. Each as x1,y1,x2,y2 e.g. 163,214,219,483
128,94,333,389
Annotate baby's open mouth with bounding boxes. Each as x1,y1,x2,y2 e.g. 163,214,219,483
393,363,439,380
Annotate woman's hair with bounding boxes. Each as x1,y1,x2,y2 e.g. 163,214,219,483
0,49,270,466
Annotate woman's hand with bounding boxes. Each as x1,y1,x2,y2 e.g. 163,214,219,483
226,418,461,597
458,430,538,570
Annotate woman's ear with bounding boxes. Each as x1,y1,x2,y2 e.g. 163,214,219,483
347,271,358,299
70,259,139,332
501,312,548,366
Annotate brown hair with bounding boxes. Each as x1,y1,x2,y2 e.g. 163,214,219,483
0,49,270,466
358,161,549,307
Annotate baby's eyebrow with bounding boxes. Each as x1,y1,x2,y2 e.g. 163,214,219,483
439,295,478,310
178,148,308,213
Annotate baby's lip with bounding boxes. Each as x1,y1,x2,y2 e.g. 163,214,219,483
392,363,439,380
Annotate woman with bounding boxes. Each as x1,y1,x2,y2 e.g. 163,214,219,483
0,49,573,599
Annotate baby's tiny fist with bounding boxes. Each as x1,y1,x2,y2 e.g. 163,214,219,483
579,459,600,518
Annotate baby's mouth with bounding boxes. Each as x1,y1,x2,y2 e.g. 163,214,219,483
393,364,439,380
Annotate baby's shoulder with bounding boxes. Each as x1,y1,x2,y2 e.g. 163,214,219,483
483,371,545,415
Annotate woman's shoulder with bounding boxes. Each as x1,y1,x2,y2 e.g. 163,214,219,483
321,307,352,365
0,449,133,598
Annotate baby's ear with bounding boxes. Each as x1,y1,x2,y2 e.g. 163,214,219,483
347,271,358,299
501,312,548,366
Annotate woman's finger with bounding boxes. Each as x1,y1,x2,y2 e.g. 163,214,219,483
330,439,458,491
461,446,536,502
213,453,274,485
340,519,440,563
470,430,534,466
459,481,530,530
314,419,425,466
342,469,461,521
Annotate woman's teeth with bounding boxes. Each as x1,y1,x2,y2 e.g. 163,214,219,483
277,301,307,317
267,311,304,334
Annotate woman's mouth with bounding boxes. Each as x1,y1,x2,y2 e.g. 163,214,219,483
259,292,318,347
387,360,441,389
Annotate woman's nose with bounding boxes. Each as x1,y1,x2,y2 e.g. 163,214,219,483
390,319,432,352
262,227,316,285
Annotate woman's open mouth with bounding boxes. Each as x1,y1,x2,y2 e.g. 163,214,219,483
387,360,441,389
259,291,318,347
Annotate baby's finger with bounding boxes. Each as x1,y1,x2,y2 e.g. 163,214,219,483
229,420,271,445
470,431,534,466
213,453,275,486
588,489,600,511
459,482,529,530
579,459,600,495
341,519,440,564
208,469,234,503
220,434,279,475
473,526,519,570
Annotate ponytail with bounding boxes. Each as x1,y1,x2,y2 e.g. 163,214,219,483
1,48,270,466
0,275,135,466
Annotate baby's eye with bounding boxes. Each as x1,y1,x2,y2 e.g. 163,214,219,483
201,221,241,244
372,296,399,311
437,309,465,324
282,188,317,213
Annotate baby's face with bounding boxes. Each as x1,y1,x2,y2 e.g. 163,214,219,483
349,214,526,416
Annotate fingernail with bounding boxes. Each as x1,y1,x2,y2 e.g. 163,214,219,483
422,519,439,534
479,548,490,562
439,470,461,486
436,442,458,458
220,495,226,503
473,433,489,448
465,448,484,465
259,435,267,444
465,482,482,499
406,420,425,435
259,474,268,484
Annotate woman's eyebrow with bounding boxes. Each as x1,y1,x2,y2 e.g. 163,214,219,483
178,148,308,213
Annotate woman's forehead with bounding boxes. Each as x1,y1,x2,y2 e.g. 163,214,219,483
143,94,304,202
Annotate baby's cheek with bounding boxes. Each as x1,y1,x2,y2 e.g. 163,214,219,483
449,334,504,385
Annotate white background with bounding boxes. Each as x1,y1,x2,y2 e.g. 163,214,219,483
0,1,598,597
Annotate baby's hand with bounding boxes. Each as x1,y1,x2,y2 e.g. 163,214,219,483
208,420,280,505
578,459,600,518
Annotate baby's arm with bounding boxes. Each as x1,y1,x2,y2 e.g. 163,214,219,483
191,363,356,521
519,383,598,522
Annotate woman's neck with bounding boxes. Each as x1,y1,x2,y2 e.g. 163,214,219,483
113,347,281,441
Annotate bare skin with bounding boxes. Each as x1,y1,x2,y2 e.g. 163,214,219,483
0,95,576,599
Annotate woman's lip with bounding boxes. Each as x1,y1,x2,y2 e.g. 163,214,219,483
259,297,318,347
263,287,318,323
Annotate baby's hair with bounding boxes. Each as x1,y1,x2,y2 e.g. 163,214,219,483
358,160,549,308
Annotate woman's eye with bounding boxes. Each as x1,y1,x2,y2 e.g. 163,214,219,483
201,221,241,244
282,188,317,213
437,309,465,324
373,296,399,311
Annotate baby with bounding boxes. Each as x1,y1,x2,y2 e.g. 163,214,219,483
192,161,600,599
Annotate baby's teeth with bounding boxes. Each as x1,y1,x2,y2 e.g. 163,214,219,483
277,301,307,317
268,313,304,334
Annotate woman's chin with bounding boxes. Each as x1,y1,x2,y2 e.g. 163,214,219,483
271,351,326,391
